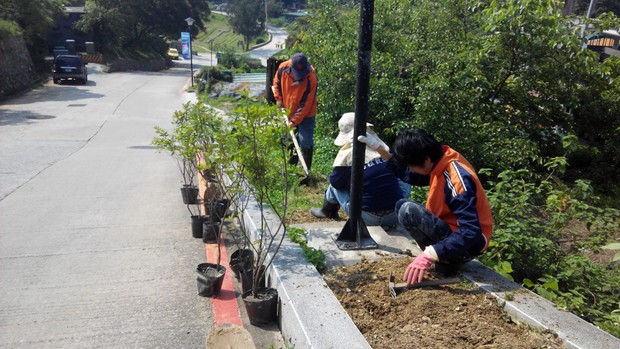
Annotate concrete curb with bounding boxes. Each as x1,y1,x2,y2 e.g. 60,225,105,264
462,261,620,349
238,197,620,349
240,199,371,349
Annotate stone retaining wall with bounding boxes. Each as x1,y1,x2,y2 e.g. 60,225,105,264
103,57,169,73
0,35,36,100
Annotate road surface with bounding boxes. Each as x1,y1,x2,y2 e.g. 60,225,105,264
0,60,214,348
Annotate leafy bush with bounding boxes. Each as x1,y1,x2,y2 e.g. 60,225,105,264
478,159,620,336
0,19,21,38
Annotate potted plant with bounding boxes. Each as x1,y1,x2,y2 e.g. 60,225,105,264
153,103,200,204
222,101,292,326
188,102,228,297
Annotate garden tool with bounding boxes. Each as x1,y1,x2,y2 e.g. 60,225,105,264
282,114,309,175
388,272,461,298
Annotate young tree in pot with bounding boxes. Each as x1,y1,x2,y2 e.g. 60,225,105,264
225,102,292,326
153,103,200,204
187,102,228,297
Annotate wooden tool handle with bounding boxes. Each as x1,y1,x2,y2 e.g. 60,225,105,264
392,277,461,290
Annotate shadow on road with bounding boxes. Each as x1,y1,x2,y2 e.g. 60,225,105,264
0,109,56,127
5,84,105,105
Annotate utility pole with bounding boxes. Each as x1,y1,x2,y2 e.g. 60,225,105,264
334,0,378,251
580,0,597,40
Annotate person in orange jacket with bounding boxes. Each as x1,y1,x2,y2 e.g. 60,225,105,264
358,128,493,286
273,53,318,171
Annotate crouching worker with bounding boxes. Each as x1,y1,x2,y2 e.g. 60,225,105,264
358,128,493,285
310,113,409,228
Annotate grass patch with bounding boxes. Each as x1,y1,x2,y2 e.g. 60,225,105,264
288,227,326,273
194,13,269,53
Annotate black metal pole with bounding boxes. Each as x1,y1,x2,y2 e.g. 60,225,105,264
334,0,377,250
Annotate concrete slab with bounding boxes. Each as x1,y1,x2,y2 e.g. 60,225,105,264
304,222,419,266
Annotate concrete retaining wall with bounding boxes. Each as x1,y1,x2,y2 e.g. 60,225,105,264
239,199,371,349
103,57,168,73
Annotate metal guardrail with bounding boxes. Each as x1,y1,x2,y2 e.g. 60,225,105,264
232,73,265,83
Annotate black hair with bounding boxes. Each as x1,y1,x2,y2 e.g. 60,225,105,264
392,128,443,167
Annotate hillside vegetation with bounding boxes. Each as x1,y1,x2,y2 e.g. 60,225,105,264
288,0,620,337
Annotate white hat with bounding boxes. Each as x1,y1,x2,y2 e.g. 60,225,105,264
334,112,373,146
332,146,381,167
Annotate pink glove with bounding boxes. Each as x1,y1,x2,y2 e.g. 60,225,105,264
403,254,434,285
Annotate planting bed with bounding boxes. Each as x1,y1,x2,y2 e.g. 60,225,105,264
323,257,565,349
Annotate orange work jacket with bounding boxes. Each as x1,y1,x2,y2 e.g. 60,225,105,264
272,60,318,126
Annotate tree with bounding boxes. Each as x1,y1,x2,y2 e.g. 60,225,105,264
228,0,265,50
0,0,64,70
298,0,619,180
76,0,210,55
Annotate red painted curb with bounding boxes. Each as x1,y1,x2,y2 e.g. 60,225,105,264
205,233,243,327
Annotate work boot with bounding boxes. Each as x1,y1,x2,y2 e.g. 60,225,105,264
287,143,299,165
310,199,340,219
300,148,313,172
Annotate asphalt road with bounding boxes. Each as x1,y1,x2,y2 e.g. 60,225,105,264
0,60,216,348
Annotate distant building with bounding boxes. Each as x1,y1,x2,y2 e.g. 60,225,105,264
587,30,620,61
47,7,94,55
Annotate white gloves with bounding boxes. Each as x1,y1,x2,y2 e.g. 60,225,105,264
357,131,389,153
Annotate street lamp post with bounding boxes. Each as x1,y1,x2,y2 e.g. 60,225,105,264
185,17,195,87
208,39,214,88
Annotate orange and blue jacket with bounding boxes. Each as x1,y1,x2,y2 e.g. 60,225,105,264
272,60,318,126
388,145,493,262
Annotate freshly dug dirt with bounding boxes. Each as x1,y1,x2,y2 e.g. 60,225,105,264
323,258,565,349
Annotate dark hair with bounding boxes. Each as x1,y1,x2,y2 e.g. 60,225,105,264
392,128,443,166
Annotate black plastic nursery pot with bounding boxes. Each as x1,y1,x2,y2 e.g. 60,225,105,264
191,215,209,239
196,263,226,297
242,287,278,327
204,199,230,223
229,249,254,279
181,185,199,204
239,265,266,295
202,221,220,243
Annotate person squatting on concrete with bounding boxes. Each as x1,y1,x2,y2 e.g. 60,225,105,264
358,128,493,286
273,53,318,171
310,113,410,228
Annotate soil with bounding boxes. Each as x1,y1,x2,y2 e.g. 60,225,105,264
323,258,565,349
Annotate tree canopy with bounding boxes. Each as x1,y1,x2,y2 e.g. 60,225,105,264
227,0,266,51
76,0,211,55
297,0,620,186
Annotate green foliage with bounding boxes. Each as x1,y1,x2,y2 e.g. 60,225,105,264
76,0,210,55
478,162,620,336
299,0,619,182
0,0,64,70
0,19,21,38
603,243,620,262
216,47,264,72
224,100,292,296
287,227,326,272
297,2,620,333
228,0,266,50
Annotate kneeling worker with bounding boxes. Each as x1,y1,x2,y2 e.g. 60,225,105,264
358,128,493,285
311,113,409,228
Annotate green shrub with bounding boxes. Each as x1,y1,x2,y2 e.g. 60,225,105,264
0,19,21,38
288,227,326,273
478,160,620,336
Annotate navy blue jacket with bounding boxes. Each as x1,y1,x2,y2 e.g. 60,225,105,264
329,158,404,212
